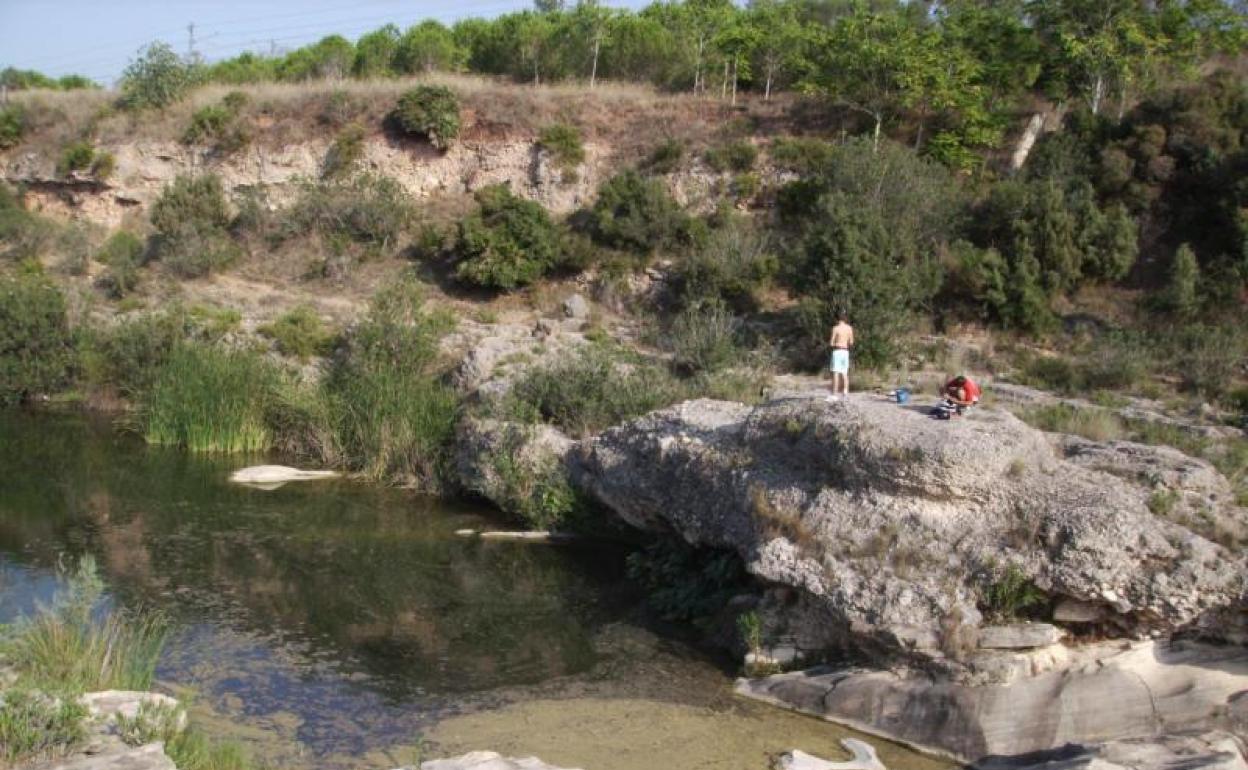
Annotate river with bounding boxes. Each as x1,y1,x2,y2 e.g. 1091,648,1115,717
0,410,948,770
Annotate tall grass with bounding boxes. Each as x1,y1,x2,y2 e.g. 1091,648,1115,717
143,344,277,453
117,701,255,770
4,556,168,694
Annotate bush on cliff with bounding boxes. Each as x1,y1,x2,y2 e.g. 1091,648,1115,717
0,104,26,149
452,183,566,289
283,174,414,253
150,174,240,278
120,42,197,110
585,170,693,254
391,85,460,150
0,270,75,405
95,231,145,298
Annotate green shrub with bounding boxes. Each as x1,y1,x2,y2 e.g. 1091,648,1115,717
0,104,26,149
486,424,581,530
537,123,585,177
150,175,240,277
284,175,413,252
182,95,250,153
731,172,760,202
321,279,458,487
56,142,95,176
1163,243,1200,317
453,184,566,289
183,105,232,144
1019,404,1125,442
981,563,1047,621
769,137,836,175
625,541,747,623
96,231,145,298
704,141,758,173
143,343,278,453
586,169,692,254
674,222,778,309
645,139,684,174
503,344,683,437
5,556,168,694
90,151,116,180
121,42,196,109
667,299,741,375
151,174,231,236
322,123,366,179
0,271,75,405
80,311,186,399
55,223,93,276
391,85,460,150
0,690,87,765
259,305,337,361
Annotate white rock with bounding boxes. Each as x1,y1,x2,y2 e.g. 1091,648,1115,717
977,624,1064,650
420,751,583,770
779,740,886,770
228,465,340,485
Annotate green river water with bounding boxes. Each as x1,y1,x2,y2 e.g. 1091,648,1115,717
0,410,948,770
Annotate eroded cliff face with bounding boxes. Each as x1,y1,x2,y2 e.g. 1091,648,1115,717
1,133,762,229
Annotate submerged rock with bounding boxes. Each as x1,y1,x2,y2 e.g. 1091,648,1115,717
228,465,340,486
737,639,1248,761
419,752,583,770
779,739,887,770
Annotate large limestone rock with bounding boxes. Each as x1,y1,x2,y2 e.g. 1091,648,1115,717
39,743,176,770
737,640,1248,761
574,393,1246,657
419,752,583,770
979,732,1248,770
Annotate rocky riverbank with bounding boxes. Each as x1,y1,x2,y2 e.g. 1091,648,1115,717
447,320,1248,765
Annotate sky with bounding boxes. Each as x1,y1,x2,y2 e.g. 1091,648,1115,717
0,0,634,86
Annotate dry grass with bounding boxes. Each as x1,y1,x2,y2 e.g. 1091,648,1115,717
8,74,793,161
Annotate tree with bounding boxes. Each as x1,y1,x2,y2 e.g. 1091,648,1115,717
747,0,809,101
1165,243,1200,316
571,0,613,88
395,21,464,74
713,14,758,105
121,42,196,109
353,24,401,78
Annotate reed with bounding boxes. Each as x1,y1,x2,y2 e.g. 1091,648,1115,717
142,344,277,453
4,556,168,694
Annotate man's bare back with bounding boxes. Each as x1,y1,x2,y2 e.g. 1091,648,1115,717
829,322,854,349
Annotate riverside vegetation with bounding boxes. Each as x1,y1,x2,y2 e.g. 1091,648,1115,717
0,557,255,770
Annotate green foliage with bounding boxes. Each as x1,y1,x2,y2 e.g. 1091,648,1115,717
0,104,26,149
391,85,461,149
320,278,459,487
586,169,692,254
96,231,145,298
769,137,836,175
80,311,186,399
90,151,116,180
150,175,238,278
0,271,75,405
258,305,337,361
121,41,197,109
981,564,1046,621
182,95,250,153
453,183,567,289
322,123,367,179
143,343,278,453
4,556,168,694
537,123,586,177
283,175,414,252
56,142,95,177
736,610,763,654
502,344,683,438
625,541,747,622
703,140,757,173
645,139,684,174
486,424,581,530
0,691,87,765
1164,243,1200,317
675,217,775,310
165,729,255,770
667,299,741,375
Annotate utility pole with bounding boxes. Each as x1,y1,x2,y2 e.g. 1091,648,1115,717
187,22,197,60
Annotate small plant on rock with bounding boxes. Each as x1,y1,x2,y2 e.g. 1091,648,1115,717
981,563,1046,621
537,123,585,180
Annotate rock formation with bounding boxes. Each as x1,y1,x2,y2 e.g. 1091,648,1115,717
418,752,583,770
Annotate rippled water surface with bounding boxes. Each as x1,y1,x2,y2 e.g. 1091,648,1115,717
0,411,948,770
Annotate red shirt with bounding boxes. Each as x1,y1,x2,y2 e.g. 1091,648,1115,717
947,377,981,403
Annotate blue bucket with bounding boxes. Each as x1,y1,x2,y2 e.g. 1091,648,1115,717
895,387,910,404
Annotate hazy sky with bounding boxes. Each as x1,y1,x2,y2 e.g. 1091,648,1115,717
0,0,632,86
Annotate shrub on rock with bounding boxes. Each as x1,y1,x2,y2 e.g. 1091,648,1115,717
391,85,460,150
453,184,565,289
586,169,692,254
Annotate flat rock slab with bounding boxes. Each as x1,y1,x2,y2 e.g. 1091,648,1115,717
977,624,1064,650
736,640,1248,762
977,731,1248,770
780,739,887,770
79,691,181,724
41,743,174,770
228,465,340,485
420,752,583,770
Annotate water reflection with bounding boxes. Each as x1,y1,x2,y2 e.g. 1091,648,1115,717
0,410,637,762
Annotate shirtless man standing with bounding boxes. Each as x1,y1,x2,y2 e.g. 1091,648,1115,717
828,311,854,399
